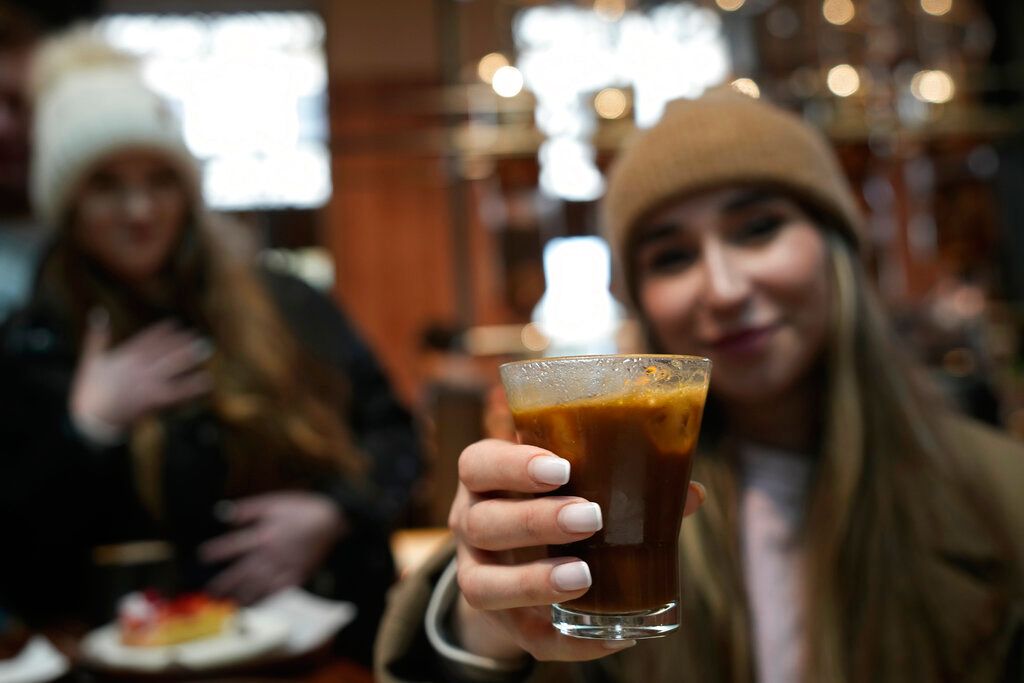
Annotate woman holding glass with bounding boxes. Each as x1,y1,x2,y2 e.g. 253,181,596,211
376,88,1024,682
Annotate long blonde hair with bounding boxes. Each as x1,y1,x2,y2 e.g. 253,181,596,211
668,233,1014,682
38,205,366,518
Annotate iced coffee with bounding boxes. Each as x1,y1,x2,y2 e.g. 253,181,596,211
500,355,710,640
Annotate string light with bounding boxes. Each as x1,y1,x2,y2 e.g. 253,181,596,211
477,52,509,85
921,0,953,16
822,0,855,26
911,70,954,103
594,88,629,119
730,77,760,98
827,64,860,97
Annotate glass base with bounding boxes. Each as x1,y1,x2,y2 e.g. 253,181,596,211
551,601,679,640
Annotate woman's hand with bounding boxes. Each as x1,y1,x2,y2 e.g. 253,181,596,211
199,491,347,605
448,438,706,663
69,312,212,440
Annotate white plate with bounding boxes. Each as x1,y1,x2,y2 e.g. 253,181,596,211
80,611,289,672
0,637,70,683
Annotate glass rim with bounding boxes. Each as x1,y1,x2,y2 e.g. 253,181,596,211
500,353,711,371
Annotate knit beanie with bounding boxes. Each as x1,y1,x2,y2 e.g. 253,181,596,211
603,87,864,295
29,27,201,228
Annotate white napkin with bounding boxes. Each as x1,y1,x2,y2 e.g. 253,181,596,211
0,636,70,683
250,588,356,655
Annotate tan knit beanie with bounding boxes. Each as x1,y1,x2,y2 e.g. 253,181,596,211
29,27,201,228
603,87,864,293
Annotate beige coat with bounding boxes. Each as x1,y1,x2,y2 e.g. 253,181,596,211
376,418,1024,683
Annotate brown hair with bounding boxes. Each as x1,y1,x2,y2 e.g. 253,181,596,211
38,201,365,517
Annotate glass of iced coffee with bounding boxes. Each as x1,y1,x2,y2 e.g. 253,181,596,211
500,354,710,640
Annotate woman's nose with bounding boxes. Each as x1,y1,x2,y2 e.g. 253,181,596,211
700,244,751,311
123,188,155,221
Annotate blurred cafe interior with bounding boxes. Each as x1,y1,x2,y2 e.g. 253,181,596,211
0,0,1023,679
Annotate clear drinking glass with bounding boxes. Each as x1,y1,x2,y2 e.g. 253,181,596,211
500,354,710,640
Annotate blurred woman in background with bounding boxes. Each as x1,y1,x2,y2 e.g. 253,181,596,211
377,89,1024,682
0,28,420,664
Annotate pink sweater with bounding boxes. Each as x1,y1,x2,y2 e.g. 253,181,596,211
739,443,813,683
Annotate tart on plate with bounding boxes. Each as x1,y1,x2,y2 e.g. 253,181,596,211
118,591,236,647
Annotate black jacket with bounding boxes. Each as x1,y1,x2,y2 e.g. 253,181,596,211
0,267,421,664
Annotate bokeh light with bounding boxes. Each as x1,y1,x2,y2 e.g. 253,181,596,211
921,0,953,17
477,52,510,84
715,0,745,11
594,87,629,118
730,77,760,99
520,323,550,352
822,0,855,26
491,65,524,98
911,69,955,103
827,64,860,97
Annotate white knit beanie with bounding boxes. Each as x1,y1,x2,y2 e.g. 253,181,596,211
29,27,201,228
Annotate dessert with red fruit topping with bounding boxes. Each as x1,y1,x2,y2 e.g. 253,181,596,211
118,591,236,647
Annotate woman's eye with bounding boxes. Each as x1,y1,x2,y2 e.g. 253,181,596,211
735,215,784,243
641,246,697,274
149,170,179,192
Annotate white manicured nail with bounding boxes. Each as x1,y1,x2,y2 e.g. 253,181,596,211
603,639,637,650
558,502,602,533
550,561,591,592
528,456,570,486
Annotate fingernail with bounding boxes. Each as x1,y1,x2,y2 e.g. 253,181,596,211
550,560,591,592
213,500,235,522
558,502,602,534
603,639,637,650
692,481,706,504
528,456,570,486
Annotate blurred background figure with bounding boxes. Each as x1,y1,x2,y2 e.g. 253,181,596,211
0,26,421,666
893,273,1004,425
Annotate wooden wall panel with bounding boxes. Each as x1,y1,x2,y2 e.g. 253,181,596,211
326,154,457,405
321,2,525,405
